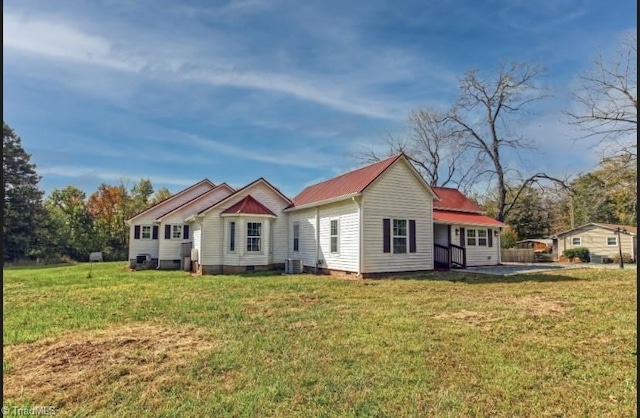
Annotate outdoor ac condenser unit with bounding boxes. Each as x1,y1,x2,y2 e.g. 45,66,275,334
285,258,303,274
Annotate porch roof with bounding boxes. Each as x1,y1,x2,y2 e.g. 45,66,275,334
433,210,504,227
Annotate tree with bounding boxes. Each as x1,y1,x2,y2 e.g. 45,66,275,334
568,33,637,159
151,187,172,205
129,179,154,215
362,109,483,193
3,122,46,262
45,186,95,260
447,61,569,222
87,183,131,260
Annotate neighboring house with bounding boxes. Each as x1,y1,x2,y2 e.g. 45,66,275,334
515,239,553,253
431,187,505,268
126,154,506,276
552,223,637,261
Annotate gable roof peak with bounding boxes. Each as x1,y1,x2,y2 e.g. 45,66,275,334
290,153,408,207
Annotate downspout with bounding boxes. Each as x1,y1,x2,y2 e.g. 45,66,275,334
352,196,363,276
315,207,320,272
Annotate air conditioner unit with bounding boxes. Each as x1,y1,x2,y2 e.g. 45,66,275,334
285,258,303,274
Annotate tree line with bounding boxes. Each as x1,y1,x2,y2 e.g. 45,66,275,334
3,122,172,263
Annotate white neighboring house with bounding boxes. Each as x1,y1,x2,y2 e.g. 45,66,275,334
125,154,505,275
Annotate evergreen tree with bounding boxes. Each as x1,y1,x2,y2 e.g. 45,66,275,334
3,122,45,262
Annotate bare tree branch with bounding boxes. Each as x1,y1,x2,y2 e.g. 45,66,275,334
568,33,637,159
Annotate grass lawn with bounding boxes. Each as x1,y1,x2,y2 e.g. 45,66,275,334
2,262,637,417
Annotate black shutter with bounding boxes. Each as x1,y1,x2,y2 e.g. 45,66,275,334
488,229,493,247
409,220,416,253
383,218,391,253
152,225,159,239
134,225,141,239
183,225,190,240
460,228,465,247
165,225,171,239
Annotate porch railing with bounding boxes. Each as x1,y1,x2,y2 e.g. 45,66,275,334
434,243,466,270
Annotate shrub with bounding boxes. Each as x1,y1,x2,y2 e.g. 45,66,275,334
563,247,590,262
612,253,634,264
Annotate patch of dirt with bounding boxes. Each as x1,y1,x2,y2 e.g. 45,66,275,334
433,310,504,330
433,296,572,329
504,295,573,316
3,323,219,409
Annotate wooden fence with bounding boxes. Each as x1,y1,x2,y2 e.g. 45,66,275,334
501,249,535,263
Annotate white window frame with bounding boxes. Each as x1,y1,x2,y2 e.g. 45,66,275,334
572,237,582,246
467,229,477,246
330,219,339,253
293,222,300,252
393,219,407,254
141,225,152,240
247,222,262,252
607,236,617,247
229,221,236,252
477,229,488,246
172,224,182,240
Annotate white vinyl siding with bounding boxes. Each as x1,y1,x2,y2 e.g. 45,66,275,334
192,224,202,263
287,208,319,269
363,159,434,273
317,200,360,272
128,218,159,260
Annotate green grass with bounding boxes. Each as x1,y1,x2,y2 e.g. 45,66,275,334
3,262,637,417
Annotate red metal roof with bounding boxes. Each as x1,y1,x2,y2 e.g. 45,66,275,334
221,195,276,216
291,154,403,207
433,210,505,227
432,187,483,213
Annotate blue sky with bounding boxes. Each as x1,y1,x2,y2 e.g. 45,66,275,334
3,0,637,198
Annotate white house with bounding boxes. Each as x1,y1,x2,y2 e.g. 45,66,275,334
126,154,505,276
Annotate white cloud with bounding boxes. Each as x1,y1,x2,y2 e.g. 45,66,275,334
2,10,405,120
39,165,197,187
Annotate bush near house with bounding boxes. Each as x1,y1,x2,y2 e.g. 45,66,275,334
563,247,590,262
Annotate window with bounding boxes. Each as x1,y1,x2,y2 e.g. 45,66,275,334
229,222,236,252
393,219,407,253
172,225,182,239
141,225,152,239
330,220,339,253
607,236,617,246
478,229,487,246
293,222,300,252
247,222,262,252
467,229,477,246
572,237,581,246
466,229,487,247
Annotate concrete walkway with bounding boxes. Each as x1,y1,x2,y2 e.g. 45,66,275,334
465,262,635,276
